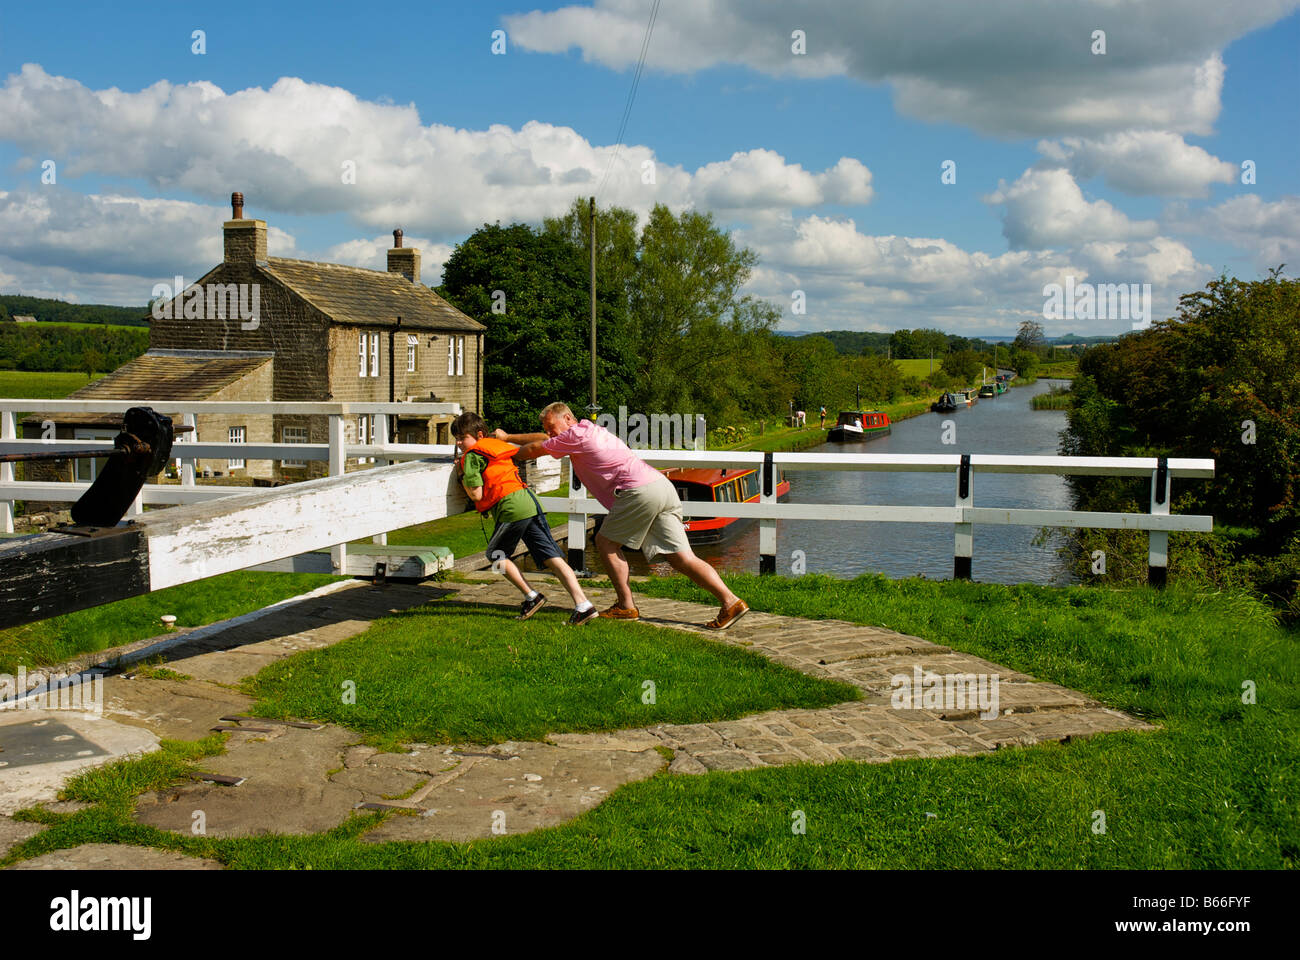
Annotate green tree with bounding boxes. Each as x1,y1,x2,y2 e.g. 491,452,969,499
942,349,983,384
439,222,610,432
1015,319,1047,357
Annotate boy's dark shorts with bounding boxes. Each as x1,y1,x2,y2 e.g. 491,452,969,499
486,512,564,569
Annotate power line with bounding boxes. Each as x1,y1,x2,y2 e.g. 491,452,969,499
595,0,661,200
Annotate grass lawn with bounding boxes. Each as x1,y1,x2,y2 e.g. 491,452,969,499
5,572,1296,868
0,571,344,673
239,594,857,748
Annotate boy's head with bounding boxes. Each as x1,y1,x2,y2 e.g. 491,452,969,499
450,411,489,452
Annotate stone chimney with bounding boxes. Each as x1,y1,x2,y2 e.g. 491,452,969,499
223,191,267,264
387,228,420,284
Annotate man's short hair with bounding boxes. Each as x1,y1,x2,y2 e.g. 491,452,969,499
450,411,488,439
539,402,574,422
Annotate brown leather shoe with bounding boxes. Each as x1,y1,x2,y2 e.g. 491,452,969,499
598,604,640,621
706,599,749,630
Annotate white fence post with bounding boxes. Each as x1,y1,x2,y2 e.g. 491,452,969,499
372,413,389,546
954,453,973,580
1148,457,1170,588
758,452,777,574
329,414,347,574
1,411,14,534
180,412,196,488
566,458,591,575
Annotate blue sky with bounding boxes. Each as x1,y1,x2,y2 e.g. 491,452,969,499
1,0,1296,336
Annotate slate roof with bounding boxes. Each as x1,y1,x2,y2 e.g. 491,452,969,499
20,350,272,427
263,258,485,332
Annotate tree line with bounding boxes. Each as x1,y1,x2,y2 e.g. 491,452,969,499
0,325,149,375
0,295,148,326
1060,267,1300,615
437,198,1075,432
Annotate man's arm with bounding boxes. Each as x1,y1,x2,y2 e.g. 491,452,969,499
513,440,548,462
494,429,547,444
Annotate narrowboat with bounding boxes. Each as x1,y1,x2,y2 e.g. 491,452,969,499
660,467,792,544
977,384,996,398
827,410,891,443
930,393,959,413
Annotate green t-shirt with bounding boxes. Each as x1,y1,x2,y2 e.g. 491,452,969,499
462,450,537,525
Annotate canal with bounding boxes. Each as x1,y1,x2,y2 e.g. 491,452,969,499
570,378,1077,585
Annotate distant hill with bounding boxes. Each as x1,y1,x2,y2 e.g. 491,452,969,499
0,294,149,327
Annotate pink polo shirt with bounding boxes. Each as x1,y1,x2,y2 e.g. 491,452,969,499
542,419,660,509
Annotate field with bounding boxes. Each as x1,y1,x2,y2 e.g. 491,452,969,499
0,370,103,400
894,358,943,379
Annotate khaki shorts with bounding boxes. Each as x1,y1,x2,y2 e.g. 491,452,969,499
599,474,691,562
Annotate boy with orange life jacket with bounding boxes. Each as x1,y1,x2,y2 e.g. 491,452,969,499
452,411,597,625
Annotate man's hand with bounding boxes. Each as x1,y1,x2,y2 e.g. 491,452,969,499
493,429,508,441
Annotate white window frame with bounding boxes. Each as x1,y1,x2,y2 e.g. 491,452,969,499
73,428,116,483
359,332,368,377
369,332,380,378
456,336,464,376
357,414,376,464
282,425,308,468
407,334,418,372
447,337,455,376
228,426,246,470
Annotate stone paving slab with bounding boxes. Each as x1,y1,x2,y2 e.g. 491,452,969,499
0,814,43,857
9,843,224,870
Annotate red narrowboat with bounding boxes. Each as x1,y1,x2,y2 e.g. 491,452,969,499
660,466,791,544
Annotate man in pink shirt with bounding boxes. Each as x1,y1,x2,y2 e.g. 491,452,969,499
499,402,749,629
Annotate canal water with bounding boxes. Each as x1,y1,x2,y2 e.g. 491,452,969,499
568,378,1077,585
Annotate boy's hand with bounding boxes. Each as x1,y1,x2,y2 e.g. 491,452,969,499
493,429,508,441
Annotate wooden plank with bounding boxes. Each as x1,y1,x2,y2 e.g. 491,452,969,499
0,528,148,629
0,458,460,630
137,457,460,589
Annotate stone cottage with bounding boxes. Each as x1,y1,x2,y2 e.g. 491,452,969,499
24,193,485,485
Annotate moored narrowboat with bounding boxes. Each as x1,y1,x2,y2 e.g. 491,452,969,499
827,410,891,443
661,466,792,544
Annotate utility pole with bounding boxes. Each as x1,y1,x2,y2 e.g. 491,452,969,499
587,196,599,421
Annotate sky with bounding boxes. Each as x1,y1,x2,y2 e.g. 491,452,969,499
0,0,1296,337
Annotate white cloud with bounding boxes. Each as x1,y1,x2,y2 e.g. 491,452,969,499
738,213,1208,334
986,168,1159,250
1166,194,1300,267
505,0,1299,137
1036,131,1237,197
322,235,457,286
0,65,871,240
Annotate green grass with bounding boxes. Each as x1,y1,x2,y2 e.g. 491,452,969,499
0,369,103,400
894,358,941,378
0,571,345,673
6,572,1296,869
240,595,858,748
1032,391,1072,410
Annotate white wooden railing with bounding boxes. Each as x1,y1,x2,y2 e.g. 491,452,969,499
0,400,462,571
1,401,1217,585
539,449,1216,584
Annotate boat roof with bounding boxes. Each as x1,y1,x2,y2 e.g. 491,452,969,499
660,467,753,486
